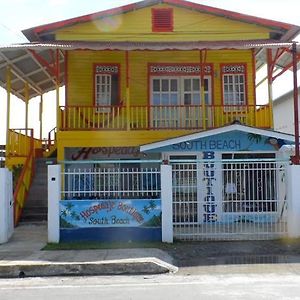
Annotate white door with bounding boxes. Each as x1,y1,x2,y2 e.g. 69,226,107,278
151,76,212,128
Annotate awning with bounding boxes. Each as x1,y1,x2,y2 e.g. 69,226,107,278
0,40,299,101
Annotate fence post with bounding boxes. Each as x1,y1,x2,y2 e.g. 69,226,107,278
161,164,173,243
287,165,300,238
0,168,14,244
48,164,61,243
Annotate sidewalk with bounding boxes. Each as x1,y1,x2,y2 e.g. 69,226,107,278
1,223,300,278
0,223,177,278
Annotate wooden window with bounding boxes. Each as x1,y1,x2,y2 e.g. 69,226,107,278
152,8,173,32
94,64,120,111
221,64,247,111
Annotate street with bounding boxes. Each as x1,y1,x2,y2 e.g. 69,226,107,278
1,266,300,300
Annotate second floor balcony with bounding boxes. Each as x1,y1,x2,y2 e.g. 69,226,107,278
59,103,271,131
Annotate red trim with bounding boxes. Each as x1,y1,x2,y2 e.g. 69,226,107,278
126,51,129,88
267,49,273,84
152,8,173,32
65,51,68,106
56,49,60,84
93,63,121,106
26,0,295,40
220,63,248,107
28,49,56,77
251,49,256,107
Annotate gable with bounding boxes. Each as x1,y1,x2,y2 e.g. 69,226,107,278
55,4,273,42
140,125,295,153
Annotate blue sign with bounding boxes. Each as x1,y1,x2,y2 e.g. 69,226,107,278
60,199,161,229
149,131,292,153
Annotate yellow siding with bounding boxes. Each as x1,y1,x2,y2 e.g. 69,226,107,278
56,4,271,42
67,49,254,107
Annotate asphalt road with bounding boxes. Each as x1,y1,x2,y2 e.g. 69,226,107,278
1,267,300,300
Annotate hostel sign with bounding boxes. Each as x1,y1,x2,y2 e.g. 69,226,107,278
60,199,161,228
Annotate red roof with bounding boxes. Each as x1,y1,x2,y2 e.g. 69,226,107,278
22,0,298,41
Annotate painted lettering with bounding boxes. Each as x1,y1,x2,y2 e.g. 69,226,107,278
111,216,130,225
80,201,116,222
202,151,218,223
71,147,140,160
118,202,144,224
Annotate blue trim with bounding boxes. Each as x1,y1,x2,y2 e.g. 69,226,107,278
60,227,162,242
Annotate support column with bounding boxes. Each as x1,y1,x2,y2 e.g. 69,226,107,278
287,165,300,238
161,164,173,243
48,164,61,243
267,49,274,129
56,50,60,131
125,51,131,131
24,82,29,133
39,94,43,141
200,50,206,130
292,42,300,165
6,67,11,147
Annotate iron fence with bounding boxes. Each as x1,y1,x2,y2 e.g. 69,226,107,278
172,159,288,241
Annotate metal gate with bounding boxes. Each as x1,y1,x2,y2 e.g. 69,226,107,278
172,157,288,241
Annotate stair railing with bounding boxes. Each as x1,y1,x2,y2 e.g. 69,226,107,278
12,129,35,226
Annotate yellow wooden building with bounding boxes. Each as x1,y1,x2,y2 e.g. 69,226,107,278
1,0,300,224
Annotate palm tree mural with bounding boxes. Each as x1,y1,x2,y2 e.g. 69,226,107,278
247,133,262,149
142,200,157,215
60,202,81,227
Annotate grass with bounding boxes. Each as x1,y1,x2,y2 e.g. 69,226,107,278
42,241,171,251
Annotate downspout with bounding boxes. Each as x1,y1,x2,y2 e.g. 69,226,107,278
292,42,299,164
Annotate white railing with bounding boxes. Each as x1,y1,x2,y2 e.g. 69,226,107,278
62,167,161,200
172,159,288,241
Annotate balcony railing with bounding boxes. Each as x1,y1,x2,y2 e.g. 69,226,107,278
59,104,271,131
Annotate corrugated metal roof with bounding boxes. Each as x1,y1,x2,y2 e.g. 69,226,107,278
0,40,299,101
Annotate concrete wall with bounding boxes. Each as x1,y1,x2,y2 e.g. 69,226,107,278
273,88,300,134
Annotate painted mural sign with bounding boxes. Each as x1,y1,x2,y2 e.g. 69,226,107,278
60,199,161,228
65,147,142,160
156,131,291,153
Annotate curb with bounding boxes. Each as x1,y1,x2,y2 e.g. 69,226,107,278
0,258,178,278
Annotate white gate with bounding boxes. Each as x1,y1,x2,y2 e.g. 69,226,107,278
172,158,288,241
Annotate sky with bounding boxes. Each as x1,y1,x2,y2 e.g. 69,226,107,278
0,0,300,144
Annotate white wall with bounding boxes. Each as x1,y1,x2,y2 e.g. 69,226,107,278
273,88,300,134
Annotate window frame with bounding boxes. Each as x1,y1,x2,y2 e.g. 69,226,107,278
93,64,121,111
221,63,247,112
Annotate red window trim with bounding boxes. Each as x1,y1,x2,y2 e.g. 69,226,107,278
93,63,121,107
152,8,174,32
220,63,248,107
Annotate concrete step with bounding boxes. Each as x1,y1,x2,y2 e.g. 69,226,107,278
21,158,53,223
20,207,48,222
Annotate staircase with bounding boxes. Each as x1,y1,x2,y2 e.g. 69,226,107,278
19,158,52,223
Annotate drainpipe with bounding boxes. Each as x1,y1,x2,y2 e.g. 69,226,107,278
292,42,299,165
